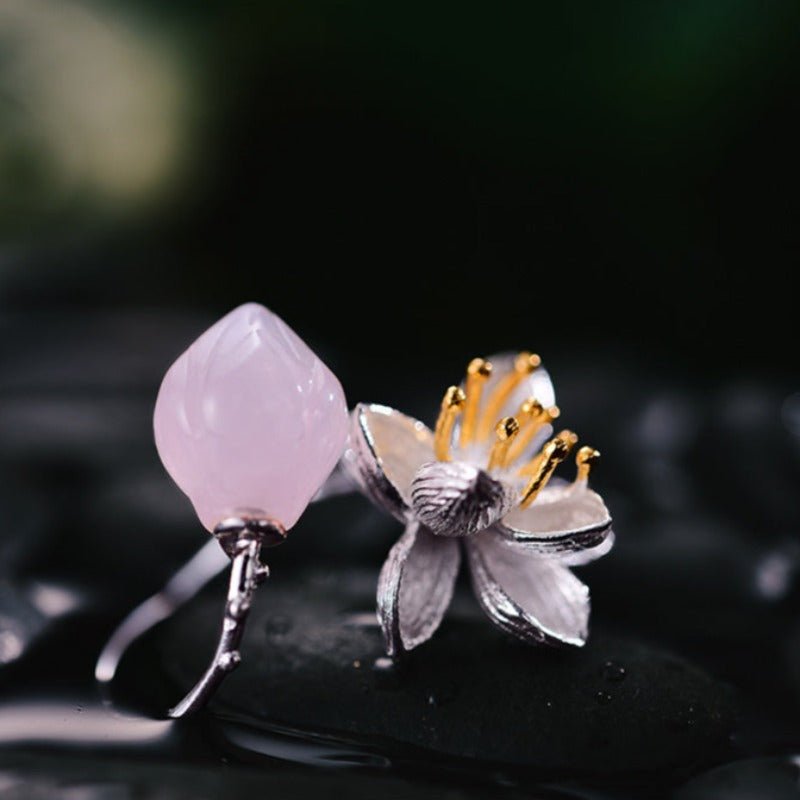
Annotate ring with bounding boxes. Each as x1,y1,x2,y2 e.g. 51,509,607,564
95,305,613,718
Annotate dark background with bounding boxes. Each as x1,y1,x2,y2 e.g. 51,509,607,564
2,1,798,379
2,2,800,797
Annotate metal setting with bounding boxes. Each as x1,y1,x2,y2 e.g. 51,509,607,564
167,516,281,718
95,538,228,689
96,469,355,716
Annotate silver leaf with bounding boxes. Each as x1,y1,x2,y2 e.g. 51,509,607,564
410,460,516,537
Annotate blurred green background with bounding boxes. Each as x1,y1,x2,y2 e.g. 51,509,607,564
2,0,798,375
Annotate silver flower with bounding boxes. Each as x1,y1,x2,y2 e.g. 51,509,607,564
343,352,614,656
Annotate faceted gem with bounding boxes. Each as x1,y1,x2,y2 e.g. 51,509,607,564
153,303,348,531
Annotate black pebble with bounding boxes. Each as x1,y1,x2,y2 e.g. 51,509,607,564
155,566,739,776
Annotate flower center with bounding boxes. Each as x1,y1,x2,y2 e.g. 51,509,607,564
431,352,601,508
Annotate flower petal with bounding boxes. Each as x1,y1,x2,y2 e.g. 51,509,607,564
466,528,589,647
496,482,612,557
560,531,615,567
378,521,460,655
343,403,434,520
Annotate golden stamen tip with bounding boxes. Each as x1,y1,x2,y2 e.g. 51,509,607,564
576,446,600,464
546,405,561,420
514,351,542,374
574,445,599,482
520,398,544,418
443,385,466,408
495,416,520,440
487,416,520,470
519,432,571,507
467,358,492,378
556,429,578,446
435,386,466,461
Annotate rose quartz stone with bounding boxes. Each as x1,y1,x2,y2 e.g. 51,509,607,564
154,303,349,531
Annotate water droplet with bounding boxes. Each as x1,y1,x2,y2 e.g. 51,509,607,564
602,661,627,683
426,681,459,708
668,704,700,730
372,656,402,690
352,660,361,669
595,690,613,705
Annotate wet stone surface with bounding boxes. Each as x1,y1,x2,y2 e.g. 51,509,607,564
672,757,800,800
0,752,535,800
155,566,739,776
0,474,49,577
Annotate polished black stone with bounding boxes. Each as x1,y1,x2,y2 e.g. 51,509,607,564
0,751,540,800
156,565,739,775
673,757,800,800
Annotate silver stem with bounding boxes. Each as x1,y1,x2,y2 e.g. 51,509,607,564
95,538,228,687
168,530,268,718
95,465,356,701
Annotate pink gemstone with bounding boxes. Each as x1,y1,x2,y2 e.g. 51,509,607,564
153,303,349,531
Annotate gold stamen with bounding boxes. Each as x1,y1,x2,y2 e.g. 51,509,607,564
476,351,541,443
521,397,544,421
487,416,520,471
506,402,560,466
556,429,579,450
574,446,600,483
434,386,466,461
520,435,572,508
459,358,492,449
519,428,578,477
